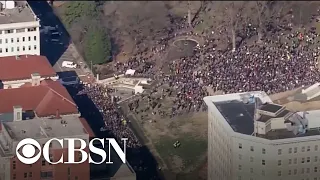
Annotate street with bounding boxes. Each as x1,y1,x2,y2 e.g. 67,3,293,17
27,1,94,83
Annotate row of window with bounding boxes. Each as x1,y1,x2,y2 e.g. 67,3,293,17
0,36,37,44
0,27,37,35
238,143,319,154
0,45,37,53
238,166,319,176
240,155,320,165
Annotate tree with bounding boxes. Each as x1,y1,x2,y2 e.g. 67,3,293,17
63,2,98,27
84,26,111,65
254,1,269,44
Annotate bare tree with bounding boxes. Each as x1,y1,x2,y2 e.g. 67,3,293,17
254,1,269,44
225,2,244,52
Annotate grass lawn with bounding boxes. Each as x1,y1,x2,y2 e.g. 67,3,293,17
155,134,207,171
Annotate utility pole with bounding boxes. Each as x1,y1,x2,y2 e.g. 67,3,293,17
188,1,192,27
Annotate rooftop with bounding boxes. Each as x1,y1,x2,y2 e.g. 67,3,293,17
205,91,320,140
0,2,37,24
2,116,88,141
0,80,78,117
0,55,56,81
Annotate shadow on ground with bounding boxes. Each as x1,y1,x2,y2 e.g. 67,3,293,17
28,1,70,66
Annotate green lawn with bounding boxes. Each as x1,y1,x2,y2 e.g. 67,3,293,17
155,134,207,171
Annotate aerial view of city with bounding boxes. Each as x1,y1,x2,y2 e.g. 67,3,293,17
0,1,320,180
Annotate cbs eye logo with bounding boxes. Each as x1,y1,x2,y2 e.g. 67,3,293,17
16,138,42,164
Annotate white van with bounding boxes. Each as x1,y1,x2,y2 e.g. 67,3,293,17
62,61,77,68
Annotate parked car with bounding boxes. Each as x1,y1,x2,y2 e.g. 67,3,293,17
62,61,77,68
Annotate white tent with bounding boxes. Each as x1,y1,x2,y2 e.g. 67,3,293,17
125,69,136,75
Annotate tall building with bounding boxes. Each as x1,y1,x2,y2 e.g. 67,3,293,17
0,1,40,57
0,116,93,180
204,91,320,180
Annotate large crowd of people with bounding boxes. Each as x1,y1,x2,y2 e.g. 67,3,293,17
78,84,141,148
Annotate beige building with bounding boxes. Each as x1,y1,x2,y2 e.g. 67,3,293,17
204,91,320,180
0,1,40,57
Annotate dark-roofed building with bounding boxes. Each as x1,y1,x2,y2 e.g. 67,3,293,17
0,55,58,89
204,91,320,180
0,80,78,121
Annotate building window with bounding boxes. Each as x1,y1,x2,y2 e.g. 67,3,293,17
239,143,242,149
28,36,31,41
23,37,25,42
11,47,14,52
278,171,281,176
5,39,8,43
306,168,310,173
302,146,305,152
307,146,311,151
302,158,305,163
238,165,242,170
250,157,253,162
28,46,31,50
294,158,297,164
315,145,319,151
5,48,8,52
23,46,25,51
315,167,318,172
307,157,311,163
315,156,318,162
28,172,32,178
278,149,282,155
17,38,19,42
250,146,254,151
13,161,16,169
262,160,265,165
17,47,19,51
302,168,305,174
11,38,13,43
238,154,242,160
262,170,265,176
288,170,292,175
278,160,282,166
294,147,297,153
0,48,2,53
0,39,2,44
5,29,13,34
42,159,46,166
289,148,292,153
250,168,253,173
34,45,37,50
34,36,37,41
16,28,25,33
24,172,27,178
13,174,16,179
262,148,266,154
294,169,297,175
289,159,292,164
27,27,36,32
40,171,53,178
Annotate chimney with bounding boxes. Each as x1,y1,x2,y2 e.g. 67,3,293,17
55,109,61,119
31,73,41,86
96,74,99,81
15,55,20,60
13,105,22,121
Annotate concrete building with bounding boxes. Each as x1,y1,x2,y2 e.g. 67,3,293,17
204,91,320,180
0,1,40,57
0,116,92,180
0,55,58,89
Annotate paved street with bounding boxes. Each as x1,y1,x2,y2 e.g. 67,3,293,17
27,1,94,83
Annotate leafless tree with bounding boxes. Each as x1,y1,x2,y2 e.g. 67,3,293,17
254,1,269,44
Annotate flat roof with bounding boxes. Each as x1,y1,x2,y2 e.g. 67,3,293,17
3,116,88,141
205,91,320,140
214,100,255,135
259,103,283,113
0,3,36,24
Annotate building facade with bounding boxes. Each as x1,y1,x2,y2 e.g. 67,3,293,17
0,1,40,57
0,116,91,180
205,92,320,180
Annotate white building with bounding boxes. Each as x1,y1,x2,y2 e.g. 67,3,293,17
204,91,320,180
0,1,40,57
